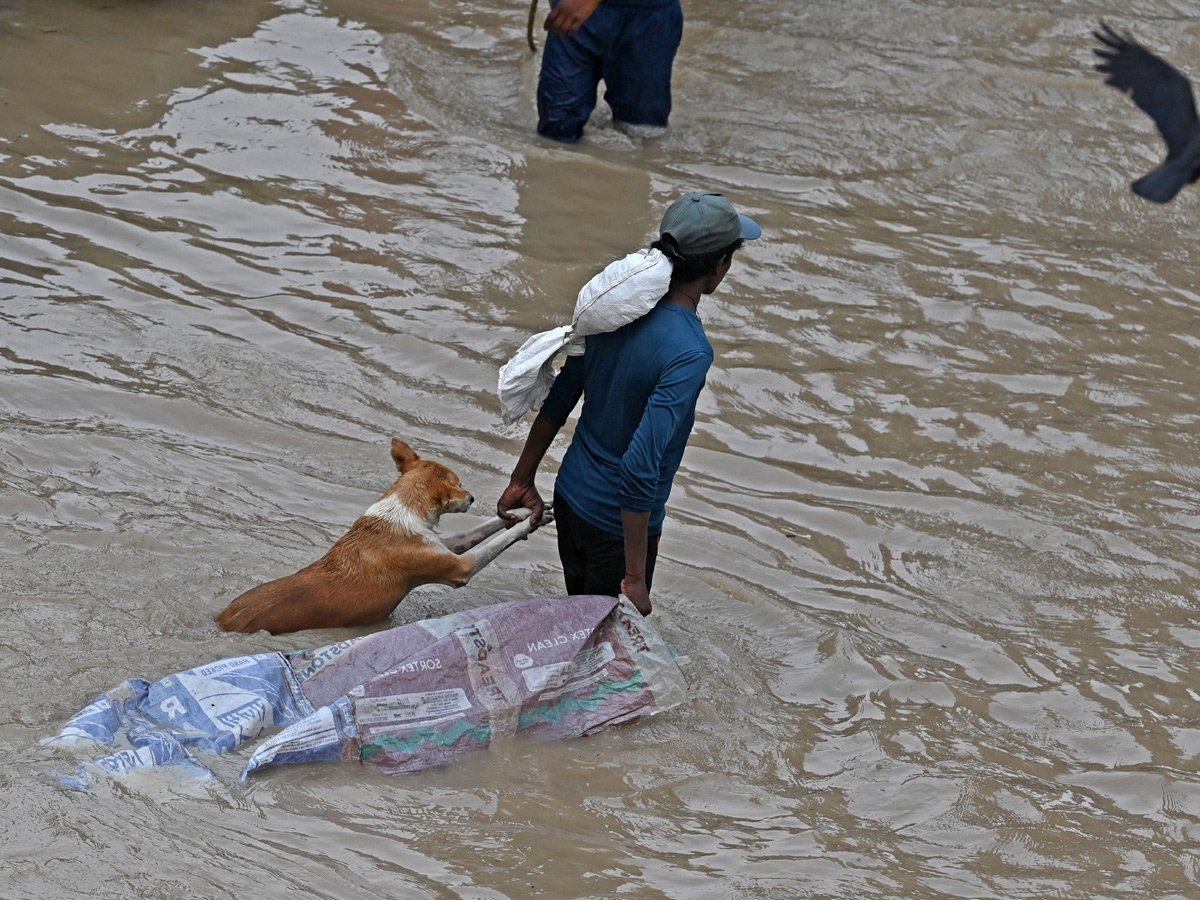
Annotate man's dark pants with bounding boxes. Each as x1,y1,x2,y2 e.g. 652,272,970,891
554,491,659,596
537,0,683,143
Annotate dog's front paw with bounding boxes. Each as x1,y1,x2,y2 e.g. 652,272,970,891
515,515,546,540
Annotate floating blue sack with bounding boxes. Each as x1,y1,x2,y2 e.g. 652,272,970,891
47,652,316,784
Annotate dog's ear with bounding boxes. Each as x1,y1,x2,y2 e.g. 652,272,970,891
391,438,420,473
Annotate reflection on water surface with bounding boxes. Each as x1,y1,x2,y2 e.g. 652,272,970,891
5,1,1200,897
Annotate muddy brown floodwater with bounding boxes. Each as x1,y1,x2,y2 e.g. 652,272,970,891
6,1,1200,898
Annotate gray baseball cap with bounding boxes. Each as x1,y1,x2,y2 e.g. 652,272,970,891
659,191,761,256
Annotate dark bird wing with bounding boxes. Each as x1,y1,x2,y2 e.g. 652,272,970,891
1094,22,1199,157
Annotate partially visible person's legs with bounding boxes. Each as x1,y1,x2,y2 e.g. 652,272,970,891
554,491,659,596
602,0,683,131
537,2,619,142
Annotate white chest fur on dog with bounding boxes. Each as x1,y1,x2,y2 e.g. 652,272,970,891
364,495,440,544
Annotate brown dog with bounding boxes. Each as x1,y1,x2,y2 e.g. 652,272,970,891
214,438,546,635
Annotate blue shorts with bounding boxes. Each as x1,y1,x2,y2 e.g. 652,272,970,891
537,0,684,143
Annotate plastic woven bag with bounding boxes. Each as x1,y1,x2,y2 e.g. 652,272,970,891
47,595,688,784
497,249,672,424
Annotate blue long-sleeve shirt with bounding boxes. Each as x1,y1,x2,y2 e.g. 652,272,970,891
540,300,713,537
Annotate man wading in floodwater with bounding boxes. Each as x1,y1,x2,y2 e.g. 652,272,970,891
536,0,684,142
497,192,761,614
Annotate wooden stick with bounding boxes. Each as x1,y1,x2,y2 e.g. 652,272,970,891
527,0,540,52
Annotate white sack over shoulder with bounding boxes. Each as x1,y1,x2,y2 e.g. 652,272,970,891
498,248,672,425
